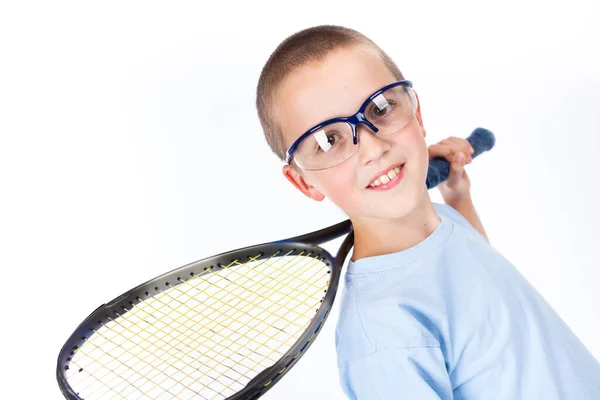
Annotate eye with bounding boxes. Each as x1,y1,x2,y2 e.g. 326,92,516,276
373,105,390,117
326,133,341,146
314,132,343,154
369,100,396,118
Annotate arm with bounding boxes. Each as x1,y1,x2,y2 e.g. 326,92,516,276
428,137,489,242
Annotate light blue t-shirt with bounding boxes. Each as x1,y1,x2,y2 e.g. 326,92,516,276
335,203,600,399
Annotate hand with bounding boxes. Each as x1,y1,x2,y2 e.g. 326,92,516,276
428,136,474,203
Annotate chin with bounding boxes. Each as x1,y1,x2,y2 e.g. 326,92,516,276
388,179,427,218
359,185,427,220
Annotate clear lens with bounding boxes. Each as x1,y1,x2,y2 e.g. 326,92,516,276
364,85,418,136
293,85,418,170
294,122,355,170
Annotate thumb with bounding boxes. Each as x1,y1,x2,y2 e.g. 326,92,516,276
447,152,465,187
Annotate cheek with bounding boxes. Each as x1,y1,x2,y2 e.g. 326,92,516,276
402,127,429,169
312,167,361,208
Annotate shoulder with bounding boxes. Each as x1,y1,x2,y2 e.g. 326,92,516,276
433,202,470,227
433,202,483,241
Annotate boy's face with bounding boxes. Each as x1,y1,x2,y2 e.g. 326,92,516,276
276,45,429,221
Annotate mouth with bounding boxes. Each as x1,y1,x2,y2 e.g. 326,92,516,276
367,163,406,190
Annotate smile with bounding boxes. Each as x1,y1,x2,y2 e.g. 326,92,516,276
367,163,406,190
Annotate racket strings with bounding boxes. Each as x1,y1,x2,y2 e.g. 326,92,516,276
73,267,280,399
75,324,198,400
144,257,326,398
192,250,319,334
92,300,237,400
65,249,331,400
68,339,134,400
218,250,329,331
155,251,330,396
191,253,330,393
71,307,215,400
69,268,255,399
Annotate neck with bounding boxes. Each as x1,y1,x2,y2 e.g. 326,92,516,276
350,188,441,262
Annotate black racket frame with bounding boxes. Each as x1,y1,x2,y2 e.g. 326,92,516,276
57,220,354,400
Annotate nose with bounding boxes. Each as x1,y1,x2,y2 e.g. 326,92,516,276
356,123,391,166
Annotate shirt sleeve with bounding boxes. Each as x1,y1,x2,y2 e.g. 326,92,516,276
338,346,453,400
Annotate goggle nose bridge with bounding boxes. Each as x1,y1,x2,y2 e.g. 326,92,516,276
347,113,380,145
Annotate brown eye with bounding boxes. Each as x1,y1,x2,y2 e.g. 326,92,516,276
369,100,396,118
313,132,342,154
373,105,390,117
327,133,341,145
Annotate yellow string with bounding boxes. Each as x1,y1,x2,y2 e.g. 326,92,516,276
66,250,331,399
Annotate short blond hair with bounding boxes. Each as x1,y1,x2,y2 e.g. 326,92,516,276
256,25,405,161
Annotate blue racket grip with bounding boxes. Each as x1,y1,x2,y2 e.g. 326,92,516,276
425,127,495,189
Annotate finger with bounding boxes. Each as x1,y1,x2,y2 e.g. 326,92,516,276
438,139,472,164
454,137,474,154
448,152,466,186
428,144,455,162
447,139,473,163
446,137,475,155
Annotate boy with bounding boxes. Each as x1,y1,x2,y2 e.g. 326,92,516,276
255,25,600,399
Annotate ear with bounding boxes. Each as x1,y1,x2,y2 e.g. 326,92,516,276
414,91,427,138
282,164,325,201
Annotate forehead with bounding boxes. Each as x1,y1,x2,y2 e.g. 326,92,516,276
275,45,397,148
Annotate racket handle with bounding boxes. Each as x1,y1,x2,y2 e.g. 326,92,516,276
425,127,495,189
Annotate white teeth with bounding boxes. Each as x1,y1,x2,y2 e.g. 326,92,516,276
369,165,403,187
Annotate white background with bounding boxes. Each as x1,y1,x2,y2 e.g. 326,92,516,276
1,0,599,399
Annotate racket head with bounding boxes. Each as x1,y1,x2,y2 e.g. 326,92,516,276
57,225,353,400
